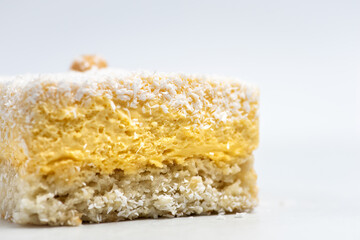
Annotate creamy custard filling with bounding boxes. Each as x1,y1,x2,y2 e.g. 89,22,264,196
26,96,258,175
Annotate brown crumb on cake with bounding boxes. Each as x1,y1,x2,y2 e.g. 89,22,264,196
71,55,108,72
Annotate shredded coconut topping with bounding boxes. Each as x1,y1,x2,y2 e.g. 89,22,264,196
0,68,258,123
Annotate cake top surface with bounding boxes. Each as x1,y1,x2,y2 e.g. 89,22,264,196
0,68,258,91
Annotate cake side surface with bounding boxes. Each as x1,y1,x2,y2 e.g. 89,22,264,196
0,160,21,222
0,69,259,225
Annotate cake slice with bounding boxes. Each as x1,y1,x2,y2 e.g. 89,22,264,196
0,56,259,225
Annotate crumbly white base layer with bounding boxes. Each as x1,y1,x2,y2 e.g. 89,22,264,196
0,157,257,226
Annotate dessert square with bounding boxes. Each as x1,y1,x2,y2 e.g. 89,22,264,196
0,59,259,225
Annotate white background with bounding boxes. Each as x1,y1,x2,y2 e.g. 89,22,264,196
0,0,359,239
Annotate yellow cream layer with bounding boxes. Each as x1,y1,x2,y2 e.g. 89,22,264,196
0,71,259,176
24,97,258,175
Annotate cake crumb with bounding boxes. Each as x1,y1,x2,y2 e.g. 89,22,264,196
71,55,107,72
235,212,247,218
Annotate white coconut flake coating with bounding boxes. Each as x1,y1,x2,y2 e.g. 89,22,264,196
0,68,259,128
